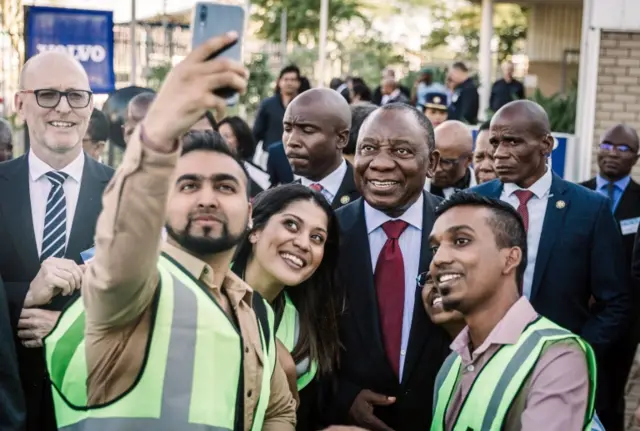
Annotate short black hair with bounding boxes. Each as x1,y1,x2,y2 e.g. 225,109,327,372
478,120,491,132
452,62,469,72
345,103,376,155
435,192,528,292
217,116,257,160
329,77,343,90
87,109,109,142
279,65,300,80
299,76,311,93
377,103,436,152
181,130,250,198
352,82,372,102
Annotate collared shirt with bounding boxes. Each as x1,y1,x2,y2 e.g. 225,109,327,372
382,89,402,105
364,193,424,381
82,129,296,430
596,173,630,212
501,168,553,299
300,158,347,203
29,149,85,255
445,297,590,431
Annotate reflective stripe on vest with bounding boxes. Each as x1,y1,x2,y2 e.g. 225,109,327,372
276,292,318,391
44,253,276,431
430,316,597,431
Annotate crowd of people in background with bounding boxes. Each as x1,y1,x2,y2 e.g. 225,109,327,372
0,31,639,431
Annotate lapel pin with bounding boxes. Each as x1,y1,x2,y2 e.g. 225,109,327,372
340,195,351,205
556,200,566,209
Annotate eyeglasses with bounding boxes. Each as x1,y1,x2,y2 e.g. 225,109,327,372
599,142,634,153
20,89,93,109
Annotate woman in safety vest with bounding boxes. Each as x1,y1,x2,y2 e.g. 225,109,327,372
232,184,343,430
420,272,606,431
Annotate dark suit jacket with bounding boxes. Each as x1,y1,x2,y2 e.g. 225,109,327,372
583,178,640,430
471,174,632,358
0,153,114,431
266,142,294,186
0,273,25,431
331,193,451,430
581,177,640,265
448,78,479,125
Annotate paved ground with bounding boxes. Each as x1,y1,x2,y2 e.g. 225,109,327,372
625,346,640,430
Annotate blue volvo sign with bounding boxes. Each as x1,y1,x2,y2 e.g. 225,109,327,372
25,6,115,93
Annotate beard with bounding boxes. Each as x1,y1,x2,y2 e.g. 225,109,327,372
165,217,245,256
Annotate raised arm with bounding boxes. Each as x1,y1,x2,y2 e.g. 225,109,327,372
83,32,249,331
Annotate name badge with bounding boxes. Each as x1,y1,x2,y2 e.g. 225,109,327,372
80,247,96,263
620,217,640,236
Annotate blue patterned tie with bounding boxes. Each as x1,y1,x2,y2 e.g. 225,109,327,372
40,171,69,261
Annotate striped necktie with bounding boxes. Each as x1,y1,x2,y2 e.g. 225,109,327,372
40,171,69,261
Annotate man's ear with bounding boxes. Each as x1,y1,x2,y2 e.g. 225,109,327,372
541,134,554,157
427,150,441,178
14,93,25,120
336,129,349,151
502,246,522,277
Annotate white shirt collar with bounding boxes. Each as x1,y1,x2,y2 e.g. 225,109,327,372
300,159,347,199
503,167,553,199
29,149,85,183
364,192,424,234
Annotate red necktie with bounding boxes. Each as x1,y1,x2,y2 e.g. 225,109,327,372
375,220,409,377
309,183,323,192
514,190,534,232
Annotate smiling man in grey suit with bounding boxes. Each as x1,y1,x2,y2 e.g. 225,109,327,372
0,51,114,431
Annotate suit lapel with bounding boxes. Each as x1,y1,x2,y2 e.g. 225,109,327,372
331,162,359,209
341,199,385,356
0,156,40,274
530,174,570,301
614,180,640,221
65,156,111,261
401,192,438,386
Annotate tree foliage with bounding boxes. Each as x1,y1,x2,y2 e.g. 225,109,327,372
424,3,527,63
342,29,408,86
241,53,274,116
252,0,366,45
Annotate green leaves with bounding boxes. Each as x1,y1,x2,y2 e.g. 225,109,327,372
241,53,274,116
423,3,527,62
528,82,578,134
251,0,366,45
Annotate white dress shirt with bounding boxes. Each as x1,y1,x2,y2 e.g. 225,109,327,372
300,159,347,204
500,168,553,299
29,150,85,256
364,193,424,381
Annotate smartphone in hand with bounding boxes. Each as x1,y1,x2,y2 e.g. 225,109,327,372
191,2,246,105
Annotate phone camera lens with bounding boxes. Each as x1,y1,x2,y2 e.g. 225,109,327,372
199,6,207,22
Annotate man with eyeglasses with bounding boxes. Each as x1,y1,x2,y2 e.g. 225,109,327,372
580,123,640,431
424,120,476,198
0,50,114,431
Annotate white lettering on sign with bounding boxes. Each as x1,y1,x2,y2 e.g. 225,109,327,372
35,44,107,63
